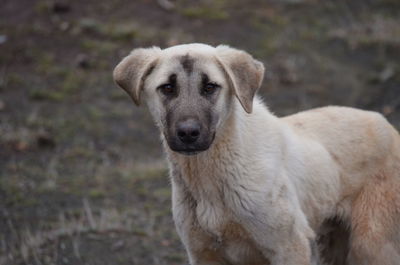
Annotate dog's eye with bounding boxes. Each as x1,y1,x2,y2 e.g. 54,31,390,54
159,84,175,96
203,83,219,95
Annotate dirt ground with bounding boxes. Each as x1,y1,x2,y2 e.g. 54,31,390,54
0,0,399,264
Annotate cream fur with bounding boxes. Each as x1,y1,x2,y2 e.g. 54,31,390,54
114,43,400,265
170,99,400,265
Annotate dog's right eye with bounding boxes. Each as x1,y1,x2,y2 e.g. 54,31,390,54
158,84,176,96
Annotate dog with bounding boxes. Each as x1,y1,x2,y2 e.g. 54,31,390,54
113,43,400,265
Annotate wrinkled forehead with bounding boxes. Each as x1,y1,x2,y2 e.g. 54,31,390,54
148,49,227,86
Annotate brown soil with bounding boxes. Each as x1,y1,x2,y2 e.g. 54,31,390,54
0,0,399,264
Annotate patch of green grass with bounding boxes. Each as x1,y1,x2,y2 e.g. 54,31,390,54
109,24,137,41
7,73,25,87
109,90,128,101
181,7,229,20
134,184,148,197
29,89,66,101
35,52,56,73
153,187,171,199
29,68,86,102
131,227,148,237
270,15,289,27
60,70,85,94
89,189,106,199
129,167,168,181
166,253,185,263
63,146,96,160
81,39,118,56
33,51,73,79
34,0,51,14
1,178,39,207
87,105,106,120
256,37,280,57
78,19,137,41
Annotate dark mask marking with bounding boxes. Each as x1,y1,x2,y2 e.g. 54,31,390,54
200,73,220,103
201,73,209,85
160,73,179,104
180,54,194,74
169,73,177,85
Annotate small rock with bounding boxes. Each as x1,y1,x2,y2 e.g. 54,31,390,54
76,54,90,69
62,257,69,264
382,105,394,116
59,21,70,31
379,65,395,83
14,141,29,152
37,132,56,148
0,35,7,45
52,2,71,14
276,58,299,85
157,0,175,11
161,239,171,246
0,100,5,111
111,240,125,251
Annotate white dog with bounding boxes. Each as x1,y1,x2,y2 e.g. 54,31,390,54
114,43,400,265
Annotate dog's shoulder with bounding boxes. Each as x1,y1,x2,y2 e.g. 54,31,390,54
282,105,381,122
281,106,390,135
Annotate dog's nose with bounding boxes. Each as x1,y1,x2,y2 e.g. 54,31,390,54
177,119,201,144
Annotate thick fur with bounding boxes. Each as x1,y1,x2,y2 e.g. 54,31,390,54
114,43,400,265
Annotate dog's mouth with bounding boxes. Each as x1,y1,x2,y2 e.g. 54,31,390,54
169,143,210,156
177,150,202,156
166,132,216,156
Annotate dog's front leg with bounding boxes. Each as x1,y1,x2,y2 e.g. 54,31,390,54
171,178,228,265
230,186,315,265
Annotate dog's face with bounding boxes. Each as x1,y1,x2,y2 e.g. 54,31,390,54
142,50,232,155
113,44,264,155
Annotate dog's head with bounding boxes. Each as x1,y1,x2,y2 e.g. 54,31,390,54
113,43,264,155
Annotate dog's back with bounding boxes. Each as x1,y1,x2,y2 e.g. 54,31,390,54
283,106,400,179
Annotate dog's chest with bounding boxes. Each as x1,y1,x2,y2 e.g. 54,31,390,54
177,156,268,263
195,195,227,237
184,165,231,236
220,222,268,264
193,195,269,264
198,217,268,265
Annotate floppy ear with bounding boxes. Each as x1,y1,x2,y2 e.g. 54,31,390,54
113,47,161,105
215,45,264,113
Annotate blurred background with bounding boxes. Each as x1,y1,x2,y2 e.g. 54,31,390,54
0,0,399,264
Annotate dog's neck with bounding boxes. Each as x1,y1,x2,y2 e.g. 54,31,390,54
164,98,283,196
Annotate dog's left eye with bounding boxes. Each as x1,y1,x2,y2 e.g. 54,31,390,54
159,83,176,96
202,83,219,95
